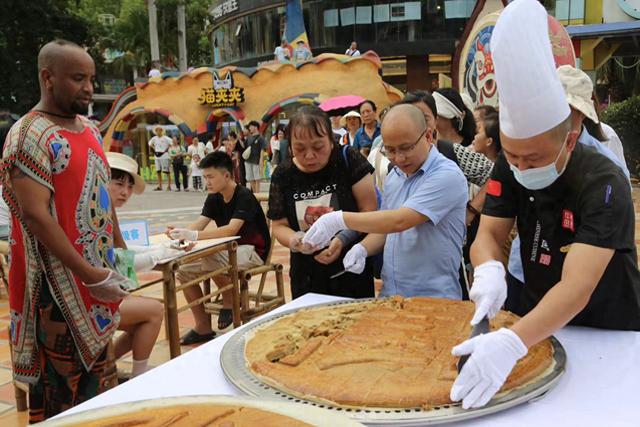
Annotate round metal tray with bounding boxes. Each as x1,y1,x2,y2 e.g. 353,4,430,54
43,395,364,426
221,298,567,426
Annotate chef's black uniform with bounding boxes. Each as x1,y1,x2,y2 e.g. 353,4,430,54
483,143,640,330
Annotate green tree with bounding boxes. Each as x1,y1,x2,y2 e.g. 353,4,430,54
0,0,91,114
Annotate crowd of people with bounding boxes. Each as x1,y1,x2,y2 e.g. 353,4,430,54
2,0,639,422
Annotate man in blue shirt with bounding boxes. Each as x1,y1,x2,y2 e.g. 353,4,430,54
303,104,468,299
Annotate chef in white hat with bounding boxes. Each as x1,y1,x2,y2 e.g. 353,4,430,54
450,0,640,409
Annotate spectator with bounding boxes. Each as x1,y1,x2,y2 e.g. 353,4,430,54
303,104,468,299
244,120,268,193
293,40,312,63
167,152,271,341
148,126,172,191
205,138,215,155
270,124,286,170
188,137,206,191
433,88,476,147
268,106,377,299
330,115,347,142
339,110,361,147
274,39,290,63
226,131,246,186
473,106,501,162
354,100,380,157
345,41,361,57
169,136,189,191
148,61,161,78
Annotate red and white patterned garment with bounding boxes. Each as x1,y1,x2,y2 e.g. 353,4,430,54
0,112,121,384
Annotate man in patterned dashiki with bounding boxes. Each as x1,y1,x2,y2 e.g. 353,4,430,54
0,39,131,422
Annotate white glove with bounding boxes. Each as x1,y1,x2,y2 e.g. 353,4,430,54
469,260,507,325
302,211,347,250
133,252,160,272
343,243,367,274
168,228,198,241
450,328,527,409
84,270,130,302
289,231,316,255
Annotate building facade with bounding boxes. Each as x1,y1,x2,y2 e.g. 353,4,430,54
208,0,640,92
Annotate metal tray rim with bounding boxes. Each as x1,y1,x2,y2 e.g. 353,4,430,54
221,298,566,426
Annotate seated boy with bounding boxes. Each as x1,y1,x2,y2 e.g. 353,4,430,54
167,152,271,344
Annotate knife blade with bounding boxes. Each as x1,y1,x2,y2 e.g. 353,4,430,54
457,316,490,373
329,269,347,279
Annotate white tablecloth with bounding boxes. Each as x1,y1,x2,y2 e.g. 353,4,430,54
56,294,640,426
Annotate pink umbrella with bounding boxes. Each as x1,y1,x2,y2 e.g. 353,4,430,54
319,95,366,116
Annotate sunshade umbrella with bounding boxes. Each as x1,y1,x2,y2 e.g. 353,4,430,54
319,95,366,116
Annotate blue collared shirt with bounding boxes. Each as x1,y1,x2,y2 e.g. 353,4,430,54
380,148,468,299
354,124,381,149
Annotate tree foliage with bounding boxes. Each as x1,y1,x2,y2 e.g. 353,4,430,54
1,0,212,114
602,95,640,174
0,0,91,114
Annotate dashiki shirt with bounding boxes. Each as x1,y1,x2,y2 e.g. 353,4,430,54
0,112,121,384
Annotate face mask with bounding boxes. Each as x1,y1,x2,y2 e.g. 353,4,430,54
509,137,568,190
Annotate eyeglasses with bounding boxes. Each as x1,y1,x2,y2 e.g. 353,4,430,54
381,129,426,159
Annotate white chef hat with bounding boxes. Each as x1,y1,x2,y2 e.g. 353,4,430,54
492,0,570,139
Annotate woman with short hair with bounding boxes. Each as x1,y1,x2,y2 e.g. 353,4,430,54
268,106,378,298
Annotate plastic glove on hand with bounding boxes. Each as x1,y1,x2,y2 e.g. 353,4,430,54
84,270,130,302
450,328,527,409
168,228,198,242
343,243,367,274
469,260,507,325
289,231,316,255
302,211,347,249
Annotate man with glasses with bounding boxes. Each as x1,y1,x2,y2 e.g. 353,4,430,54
303,104,468,299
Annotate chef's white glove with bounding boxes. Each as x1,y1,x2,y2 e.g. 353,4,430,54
168,228,198,241
343,243,367,274
302,211,347,250
450,328,527,409
289,231,316,255
469,260,507,325
84,270,130,302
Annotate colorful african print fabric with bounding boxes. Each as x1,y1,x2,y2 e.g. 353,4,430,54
28,276,117,423
0,112,121,386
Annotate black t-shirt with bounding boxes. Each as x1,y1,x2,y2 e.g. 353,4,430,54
268,144,375,299
201,185,271,261
268,144,373,230
483,143,640,330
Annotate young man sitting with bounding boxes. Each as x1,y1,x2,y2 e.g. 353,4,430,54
167,152,271,344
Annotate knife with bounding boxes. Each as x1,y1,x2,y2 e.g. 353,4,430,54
329,269,347,279
457,316,490,373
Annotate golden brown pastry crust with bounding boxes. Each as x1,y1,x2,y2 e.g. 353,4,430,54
73,404,312,427
246,297,554,408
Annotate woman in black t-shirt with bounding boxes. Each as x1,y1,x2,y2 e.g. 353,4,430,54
268,106,378,299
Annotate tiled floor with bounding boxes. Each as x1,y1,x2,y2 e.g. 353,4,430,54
0,188,639,425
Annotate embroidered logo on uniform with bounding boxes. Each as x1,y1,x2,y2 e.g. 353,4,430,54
541,240,549,251
539,254,551,266
487,179,502,197
562,210,574,232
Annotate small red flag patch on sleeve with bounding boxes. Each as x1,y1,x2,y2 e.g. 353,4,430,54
487,179,502,197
